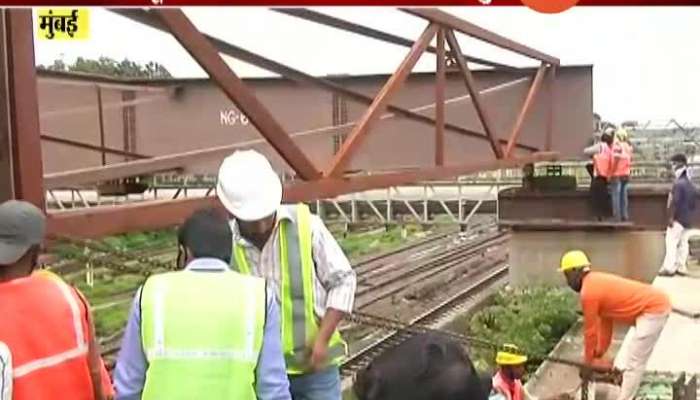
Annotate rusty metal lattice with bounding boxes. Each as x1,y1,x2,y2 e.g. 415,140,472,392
1,7,563,238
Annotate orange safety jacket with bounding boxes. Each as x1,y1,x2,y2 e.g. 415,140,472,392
0,272,112,400
611,142,632,178
492,370,524,400
593,144,613,179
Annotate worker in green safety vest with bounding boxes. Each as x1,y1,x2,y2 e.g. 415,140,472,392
216,150,357,400
113,209,291,400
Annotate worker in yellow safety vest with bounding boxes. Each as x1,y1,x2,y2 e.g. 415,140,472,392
113,209,291,400
216,150,357,400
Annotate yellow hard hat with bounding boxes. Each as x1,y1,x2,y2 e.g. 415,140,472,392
496,344,528,366
560,250,591,272
616,128,629,141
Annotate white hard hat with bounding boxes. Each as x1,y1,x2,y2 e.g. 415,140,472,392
216,150,282,221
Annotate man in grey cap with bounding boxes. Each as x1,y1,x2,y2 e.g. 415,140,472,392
0,200,114,400
0,200,46,276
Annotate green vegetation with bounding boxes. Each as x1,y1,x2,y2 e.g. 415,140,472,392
337,224,434,261
637,374,676,400
55,228,177,258
468,286,579,373
38,56,172,79
53,224,452,338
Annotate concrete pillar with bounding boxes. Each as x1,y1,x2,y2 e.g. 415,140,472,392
509,229,665,287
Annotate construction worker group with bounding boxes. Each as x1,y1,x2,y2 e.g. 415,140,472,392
584,127,633,222
0,148,685,400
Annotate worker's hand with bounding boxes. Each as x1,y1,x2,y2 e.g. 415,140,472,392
309,337,329,372
579,365,593,381
591,358,613,372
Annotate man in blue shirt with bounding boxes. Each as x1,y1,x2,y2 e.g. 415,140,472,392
659,154,697,277
113,209,291,399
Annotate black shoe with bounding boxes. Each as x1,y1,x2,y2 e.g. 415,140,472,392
658,271,674,277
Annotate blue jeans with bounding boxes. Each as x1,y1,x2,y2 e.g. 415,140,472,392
609,178,622,221
289,366,341,400
620,178,630,221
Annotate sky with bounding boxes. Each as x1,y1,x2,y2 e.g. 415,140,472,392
33,7,700,126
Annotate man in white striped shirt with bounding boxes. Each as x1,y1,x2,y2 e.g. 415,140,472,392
216,150,356,400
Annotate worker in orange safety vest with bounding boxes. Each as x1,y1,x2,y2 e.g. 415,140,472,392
0,200,114,400
490,344,538,400
584,129,615,220
610,129,633,221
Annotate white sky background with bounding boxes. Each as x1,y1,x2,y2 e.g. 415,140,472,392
33,7,700,125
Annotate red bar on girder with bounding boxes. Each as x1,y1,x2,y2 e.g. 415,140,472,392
326,23,439,177
5,9,44,209
47,151,558,238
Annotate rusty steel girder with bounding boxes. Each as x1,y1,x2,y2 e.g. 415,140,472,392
3,7,566,237
1,10,44,208
48,151,557,238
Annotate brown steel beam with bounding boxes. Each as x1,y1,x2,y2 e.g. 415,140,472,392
41,134,150,160
5,10,44,208
546,65,557,151
96,86,107,165
43,143,221,190
153,9,320,180
110,9,538,152
47,151,557,238
271,8,517,71
326,23,439,177
445,29,503,159
401,8,560,66
504,63,547,158
435,28,446,166
0,12,12,202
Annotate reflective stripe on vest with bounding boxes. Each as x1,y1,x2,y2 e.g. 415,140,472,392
0,342,11,400
14,274,88,378
232,203,347,374
140,270,265,400
0,272,94,400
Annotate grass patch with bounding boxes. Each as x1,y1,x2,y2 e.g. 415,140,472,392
94,301,133,337
54,228,177,258
468,286,579,373
76,273,146,304
337,224,431,261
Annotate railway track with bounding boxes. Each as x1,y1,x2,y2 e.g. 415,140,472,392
341,261,508,378
352,221,495,277
355,230,506,309
95,222,503,368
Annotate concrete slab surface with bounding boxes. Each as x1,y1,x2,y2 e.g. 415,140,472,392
615,275,700,374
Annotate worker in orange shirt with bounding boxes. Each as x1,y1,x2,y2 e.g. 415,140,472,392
0,200,114,400
559,250,671,400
